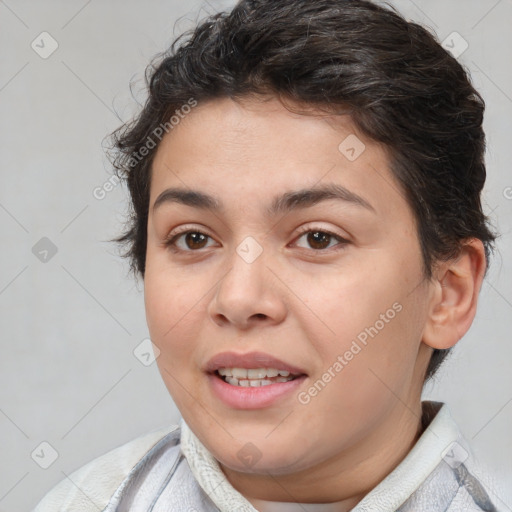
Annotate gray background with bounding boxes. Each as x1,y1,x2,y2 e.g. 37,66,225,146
0,1,511,510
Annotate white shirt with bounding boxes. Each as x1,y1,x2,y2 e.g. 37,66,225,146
33,401,503,511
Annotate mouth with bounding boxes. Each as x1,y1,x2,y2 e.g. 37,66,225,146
202,352,308,410
204,350,308,386
204,351,308,408
207,369,308,409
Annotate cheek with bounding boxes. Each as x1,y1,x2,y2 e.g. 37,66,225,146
144,257,203,335
312,253,425,375
144,268,206,382
308,263,397,342
144,272,204,406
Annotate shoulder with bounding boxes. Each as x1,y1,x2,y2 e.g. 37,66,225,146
398,402,502,512
33,424,180,512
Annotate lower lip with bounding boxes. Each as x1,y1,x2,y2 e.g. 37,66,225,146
207,373,307,409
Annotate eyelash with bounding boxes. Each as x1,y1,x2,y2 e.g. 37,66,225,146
163,225,349,254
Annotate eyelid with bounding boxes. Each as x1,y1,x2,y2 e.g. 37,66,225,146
291,224,350,251
293,224,349,242
165,224,214,240
162,224,217,248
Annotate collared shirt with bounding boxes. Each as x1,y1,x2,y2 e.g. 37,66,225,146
34,401,502,511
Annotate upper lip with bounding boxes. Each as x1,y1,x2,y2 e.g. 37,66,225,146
204,351,307,376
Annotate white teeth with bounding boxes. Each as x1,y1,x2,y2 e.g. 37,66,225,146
215,367,301,387
231,368,248,378
219,374,295,387
247,368,267,379
217,367,294,379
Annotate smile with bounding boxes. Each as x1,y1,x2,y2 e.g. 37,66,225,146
217,367,299,387
208,370,307,409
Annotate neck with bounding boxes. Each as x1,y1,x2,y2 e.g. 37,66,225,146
219,397,426,510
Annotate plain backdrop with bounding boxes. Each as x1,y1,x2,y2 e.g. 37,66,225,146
0,1,511,510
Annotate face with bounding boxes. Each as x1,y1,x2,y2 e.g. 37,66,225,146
144,96,433,478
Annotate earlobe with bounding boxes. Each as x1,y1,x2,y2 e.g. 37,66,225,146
422,239,486,350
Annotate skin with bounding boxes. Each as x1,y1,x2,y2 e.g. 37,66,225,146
144,95,486,509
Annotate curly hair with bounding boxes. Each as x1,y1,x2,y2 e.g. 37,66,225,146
108,0,496,382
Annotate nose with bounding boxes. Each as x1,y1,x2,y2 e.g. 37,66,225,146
207,242,287,330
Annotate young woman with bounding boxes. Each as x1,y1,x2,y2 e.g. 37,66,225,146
34,0,501,510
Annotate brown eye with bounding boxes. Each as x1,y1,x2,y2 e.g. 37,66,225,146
164,230,214,251
306,231,332,250
183,232,209,250
294,228,348,251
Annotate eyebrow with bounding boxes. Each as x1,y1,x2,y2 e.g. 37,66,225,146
152,183,376,216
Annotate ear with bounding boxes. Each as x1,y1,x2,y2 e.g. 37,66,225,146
422,239,487,350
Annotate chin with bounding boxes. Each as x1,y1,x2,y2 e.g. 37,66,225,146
214,447,308,476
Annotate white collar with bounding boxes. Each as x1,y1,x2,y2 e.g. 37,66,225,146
180,401,466,512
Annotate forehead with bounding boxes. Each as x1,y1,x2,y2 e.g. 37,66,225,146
149,96,410,224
